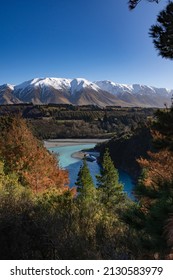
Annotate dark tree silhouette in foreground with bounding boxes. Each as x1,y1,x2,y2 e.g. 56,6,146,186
129,1,173,60
149,2,173,59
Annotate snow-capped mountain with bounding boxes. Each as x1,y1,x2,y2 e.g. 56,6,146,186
14,78,100,95
0,84,20,104
95,80,173,107
95,80,172,96
12,77,129,107
0,77,172,107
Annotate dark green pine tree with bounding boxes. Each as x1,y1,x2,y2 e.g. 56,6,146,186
128,1,173,60
123,107,173,259
153,106,173,151
149,2,173,59
76,158,96,203
97,148,123,207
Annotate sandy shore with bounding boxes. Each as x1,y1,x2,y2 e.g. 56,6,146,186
71,151,86,160
44,138,109,148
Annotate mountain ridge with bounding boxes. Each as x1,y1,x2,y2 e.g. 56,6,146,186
0,77,172,107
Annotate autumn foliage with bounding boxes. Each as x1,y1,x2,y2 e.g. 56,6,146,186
0,108,173,259
138,149,173,188
127,107,173,259
0,116,69,192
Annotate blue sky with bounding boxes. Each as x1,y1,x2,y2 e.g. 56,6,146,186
0,0,172,88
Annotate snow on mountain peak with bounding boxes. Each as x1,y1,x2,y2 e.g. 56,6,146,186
95,80,133,94
95,80,172,97
14,77,101,95
15,78,71,91
70,78,100,94
0,77,172,107
0,84,14,91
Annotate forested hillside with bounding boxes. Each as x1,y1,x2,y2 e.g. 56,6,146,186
96,126,153,180
0,104,155,139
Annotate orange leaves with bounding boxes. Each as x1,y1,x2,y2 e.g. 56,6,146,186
138,149,173,189
0,116,69,193
137,119,173,190
151,129,166,144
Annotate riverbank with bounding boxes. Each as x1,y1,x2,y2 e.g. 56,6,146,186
44,138,109,148
45,139,134,196
71,151,86,160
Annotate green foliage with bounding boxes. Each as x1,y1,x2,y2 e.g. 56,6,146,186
0,114,135,260
0,105,155,140
76,158,96,202
0,174,131,259
129,1,173,61
125,179,173,258
97,148,124,207
150,2,173,59
153,108,173,150
2,109,168,259
0,160,30,200
123,107,173,259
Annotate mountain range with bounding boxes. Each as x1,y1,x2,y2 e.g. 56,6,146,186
0,77,172,107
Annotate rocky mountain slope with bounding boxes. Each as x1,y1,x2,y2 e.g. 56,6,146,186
0,77,172,107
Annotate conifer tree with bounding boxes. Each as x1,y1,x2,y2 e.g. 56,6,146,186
124,107,173,259
75,158,99,243
76,158,96,202
153,107,173,151
97,148,123,206
128,1,173,60
149,2,173,59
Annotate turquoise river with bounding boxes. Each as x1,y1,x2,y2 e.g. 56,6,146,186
48,143,134,198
